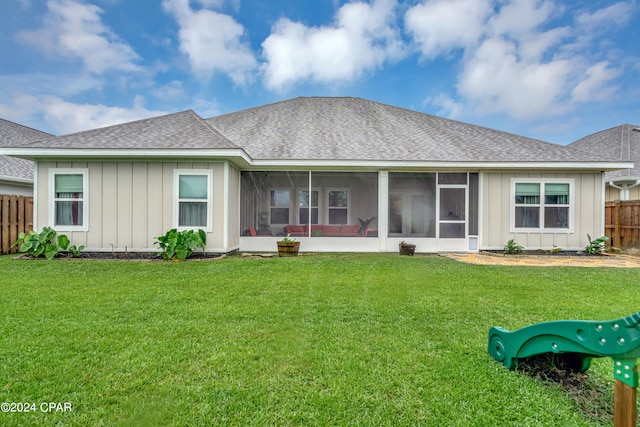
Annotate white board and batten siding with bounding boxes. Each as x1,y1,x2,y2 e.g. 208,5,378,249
36,161,239,253
481,171,604,251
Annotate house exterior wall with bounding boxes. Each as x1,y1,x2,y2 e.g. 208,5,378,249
36,161,233,252
481,171,604,250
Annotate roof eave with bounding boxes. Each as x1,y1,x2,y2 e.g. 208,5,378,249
0,148,632,172
0,175,33,185
248,159,634,171
0,148,253,169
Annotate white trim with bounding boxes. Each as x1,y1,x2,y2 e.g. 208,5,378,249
33,160,39,230
223,162,229,251
326,188,351,225
378,171,389,252
0,175,33,185
48,168,89,232
0,148,631,172
509,178,575,233
173,169,213,232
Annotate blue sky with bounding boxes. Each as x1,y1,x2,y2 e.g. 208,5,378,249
1,0,638,145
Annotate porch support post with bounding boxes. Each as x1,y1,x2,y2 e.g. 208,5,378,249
378,171,389,252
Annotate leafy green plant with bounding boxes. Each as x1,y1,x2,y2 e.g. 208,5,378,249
503,239,524,255
281,233,296,243
12,227,73,260
154,228,207,261
585,234,609,255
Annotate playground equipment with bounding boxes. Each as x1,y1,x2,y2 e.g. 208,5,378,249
488,312,640,426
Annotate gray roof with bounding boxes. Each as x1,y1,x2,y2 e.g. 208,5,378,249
568,124,640,180
15,110,238,150
0,118,52,181
207,97,613,163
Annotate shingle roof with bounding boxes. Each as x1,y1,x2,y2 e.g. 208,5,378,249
15,110,238,150
568,124,640,180
0,118,52,181
207,97,612,163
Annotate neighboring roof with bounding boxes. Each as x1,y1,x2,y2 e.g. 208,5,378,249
12,110,238,150
207,97,617,164
0,118,52,183
0,118,52,147
568,124,640,181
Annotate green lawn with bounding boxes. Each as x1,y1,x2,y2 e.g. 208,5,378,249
0,253,638,426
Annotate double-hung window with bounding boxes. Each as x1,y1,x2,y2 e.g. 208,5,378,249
328,189,349,224
270,189,290,225
50,169,88,231
299,190,319,224
174,170,212,230
512,179,573,231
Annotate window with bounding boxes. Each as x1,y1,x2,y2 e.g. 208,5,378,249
299,190,319,224
328,190,349,224
174,170,212,230
512,179,573,231
50,169,88,230
270,190,290,224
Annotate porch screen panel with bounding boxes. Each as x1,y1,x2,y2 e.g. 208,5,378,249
239,171,308,236
308,172,378,237
439,187,466,238
388,173,436,237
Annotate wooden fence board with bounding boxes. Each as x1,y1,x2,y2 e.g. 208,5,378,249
606,201,640,250
0,195,34,254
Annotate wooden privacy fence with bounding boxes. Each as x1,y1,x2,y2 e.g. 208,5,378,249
0,195,33,254
606,200,640,250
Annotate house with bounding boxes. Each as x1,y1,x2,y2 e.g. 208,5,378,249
568,124,640,201
0,97,632,254
0,118,53,196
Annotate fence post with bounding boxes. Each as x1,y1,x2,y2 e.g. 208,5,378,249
1,195,8,254
613,201,622,249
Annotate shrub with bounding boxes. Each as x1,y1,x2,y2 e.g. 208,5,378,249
503,239,524,255
155,229,207,261
13,227,82,260
585,234,608,255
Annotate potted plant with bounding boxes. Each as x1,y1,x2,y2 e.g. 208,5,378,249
277,234,300,257
399,240,416,256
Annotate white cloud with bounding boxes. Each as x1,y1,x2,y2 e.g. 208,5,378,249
576,1,633,28
571,61,621,103
18,0,139,74
261,0,404,90
405,0,492,59
162,0,257,85
457,37,573,119
0,94,168,134
407,0,628,121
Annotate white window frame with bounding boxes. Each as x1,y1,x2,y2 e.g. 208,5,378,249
268,188,291,225
510,178,574,233
48,168,89,232
297,188,320,225
327,188,351,225
173,169,213,232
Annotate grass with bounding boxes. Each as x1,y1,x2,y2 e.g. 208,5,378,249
0,253,638,426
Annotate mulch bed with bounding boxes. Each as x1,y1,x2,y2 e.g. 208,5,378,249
15,252,226,261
